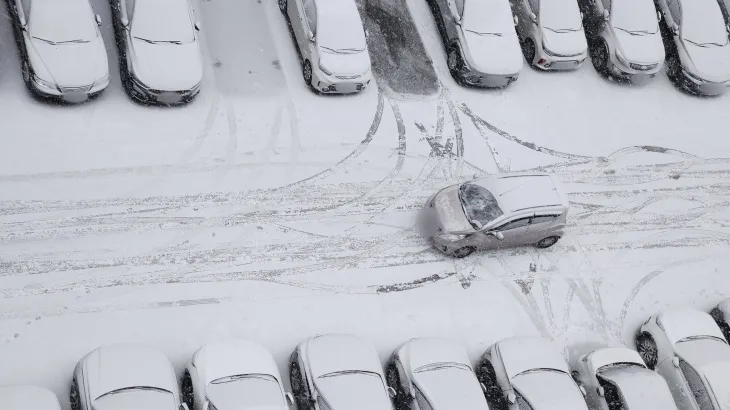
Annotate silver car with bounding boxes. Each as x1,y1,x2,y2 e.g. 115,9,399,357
386,338,490,410
636,307,730,410
579,0,665,80
289,334,395,410
572,347,678,410
418,173,569,258
510,0,588,70
279,0,373,94
476,336,589,410
427,0,523,87
7,0,110,102
655,0,730,95
0,385,61,410
111,0,204,105
71,343,188,410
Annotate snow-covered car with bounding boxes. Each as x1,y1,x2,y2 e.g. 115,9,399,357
572,347,678,410
417,173,569,258
6,0,109,103
636,307,730,410
0,385,61,410
289,334,395,410
510,0,588,70
655,0,730,95
111,0,204,105
71,343,188,410
385,338,490,410
181,340,294,410
278,0,372,94
711,298,730,343
427,0,523,87
476,336,589,410
578,0,665,80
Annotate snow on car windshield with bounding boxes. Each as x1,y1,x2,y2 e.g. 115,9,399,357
29,0,97,43
611,0,659,33
131,0,195,43
681,0,729,46
413,365,488,410
459,183,503,227
462,0,514,35
314,373,391,410
208,375,283,409
317,4,367,52
540,0,582,31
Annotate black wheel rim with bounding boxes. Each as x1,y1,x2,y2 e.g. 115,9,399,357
278,0,286,11
448,50,457,71
637,337,657,366
453,247,473,257
304,62,312,83
526,41,535,63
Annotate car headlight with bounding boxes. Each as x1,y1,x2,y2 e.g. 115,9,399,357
436,233,467,242
32,74,57,90
320,63,332,76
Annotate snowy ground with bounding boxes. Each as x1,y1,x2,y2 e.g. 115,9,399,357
1,0,730,407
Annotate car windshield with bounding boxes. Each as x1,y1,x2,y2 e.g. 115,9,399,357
207,374,284,409
458,182,504,229
28,0,97,43
317,5,367,53
681,0,729,46
93,387,175,410
611,0,658,33
131,0,195,44
412,364,488,410
514,367,567,377
314,372,391,410
540,0,582,31
462,0,515,35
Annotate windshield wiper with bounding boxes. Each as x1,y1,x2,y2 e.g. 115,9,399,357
134,37,181,45
465,29,503,36
544,26,580,33
32,36,57,45
320,370,378,378
684,38,710,48
56,39,90,44
97,386,170,399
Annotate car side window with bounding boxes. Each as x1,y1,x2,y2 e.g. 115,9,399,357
601,0,611,11
516,396,533,410
125,0,135,18
531,215,558,224
496,217,532,231
679,359,714,410
528,0,539,14
303,0,317,34
454,0,464,16
667,0,681,24
19,0,30,19
415,387,434,410
317,397,332,410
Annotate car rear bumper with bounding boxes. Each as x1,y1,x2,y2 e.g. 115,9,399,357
535,49,587,71
460,71,519,88
313,69,372,94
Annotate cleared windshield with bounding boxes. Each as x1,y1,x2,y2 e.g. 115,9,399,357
29,0,97,43
458,183,504,228
681,0,729,46
314,372,391,410
208,375,284,409
131,0,195,43
540,0,582,31
462,0,515,35
611,0,658,33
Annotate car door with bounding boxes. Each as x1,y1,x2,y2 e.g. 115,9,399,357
9,0,30,58
525,214,561,243
488,216,533,248
445,0,464,42
296,0,316,59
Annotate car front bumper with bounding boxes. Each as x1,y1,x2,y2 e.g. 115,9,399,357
30,77,108,102
608,56,662,80
128,78,202,105
535,48,587,71
677,70,728,96
312,68,372,94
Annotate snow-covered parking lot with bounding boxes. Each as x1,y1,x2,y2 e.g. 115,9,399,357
1,0,730,407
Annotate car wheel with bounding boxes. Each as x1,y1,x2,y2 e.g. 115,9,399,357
711,308,730,343
302,60,313,88
635,332,658,370
69,378,80,410
278,0,287,14
290,361,312,410
524,38,536,66
477,360,507,410
181,370,194,410
666,54,680,79
535,236,560,249
386,364,406,410
21,60,31,86
591,40,610,76
447,45,463,82
450,246,476,258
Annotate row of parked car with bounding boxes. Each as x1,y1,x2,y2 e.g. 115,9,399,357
5,301,730,410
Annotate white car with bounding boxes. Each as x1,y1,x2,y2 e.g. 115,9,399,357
386,338,490,410
572,347,678,410
0,385,61,410
71,343,187,410
111,0,204,104
289,334,395,410
7,0,110,102
637,307,730,410
279,0,373,93
476,336,589,410
182,340,294,410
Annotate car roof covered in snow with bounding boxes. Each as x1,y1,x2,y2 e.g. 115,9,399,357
586,347,645,372
656,307,725,344
675,337,730,369
476,174,565,215
598,366,677,410
495,336,569,379
304,334,383,378
0,385,61,410
395,338,472,372
192,339,283,386
80,343,177,401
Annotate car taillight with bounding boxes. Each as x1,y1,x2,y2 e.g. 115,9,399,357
538,58,547,65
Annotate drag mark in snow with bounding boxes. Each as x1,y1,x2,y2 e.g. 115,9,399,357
375,271,458,293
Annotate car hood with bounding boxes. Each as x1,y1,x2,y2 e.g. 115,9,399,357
314,374,392,410
305,334,383,378
433,185,473,233
0,386,61,410
541,28,587,57
684,42,730,83
28,37,108,87
613,29,665,65
462,30,523,75
599,367,677,410
193,340,282,386
92,390,176,410
512,372,588,410
130,39,203,90
318,49,371,77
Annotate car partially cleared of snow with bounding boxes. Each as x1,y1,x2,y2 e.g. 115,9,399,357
71,343,188,410
182,340,294,410
572,347,678,410
111,0,204,105
476,336,589,410
579,0,665,81
636,307,730,410
655,0,730,95
510,0,588,70
289,334,395,410
6,0,110,103
427,0,523,87
0,385,61,410
418,173,569,258
386,338,490,410
279,0,372,94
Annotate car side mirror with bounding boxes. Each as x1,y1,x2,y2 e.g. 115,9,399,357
529,12,537,23
726,23,730,34
480,382,487,393
121,17,129,28
489,231,504,240
671,23,679,35
603,9,609,21
308,31,315,42
364,28,369,38
513,15,518,26
387,386,397,398
507,392,517,404
19,16,27,29
579,385,587,397
672,357,680,368
657,10,662,22
95,14,102,26
597,386,605,397
195,21,201,31
285,392,294,406
180,403,190,410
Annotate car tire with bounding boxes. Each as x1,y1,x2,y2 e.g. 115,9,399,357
635,332,658,370
450,246,476,258
278,0,287,14
70,378,80,410
447,44,463,82
535,236,560,249
591,40,610,76
711,308,730,343
477,360,507,410
666,54,680,80
302,60,313,88
524,38,536,66
181,370,194,410
290,361,312,410
21,60,31,87
386,363,407,410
